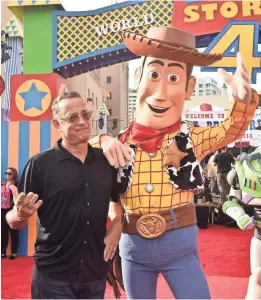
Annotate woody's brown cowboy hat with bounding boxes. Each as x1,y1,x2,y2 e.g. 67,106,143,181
122,26,223,66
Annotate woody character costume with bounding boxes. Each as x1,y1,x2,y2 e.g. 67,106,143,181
91,26,259,299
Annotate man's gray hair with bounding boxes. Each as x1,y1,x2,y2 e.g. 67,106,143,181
52,91,82,119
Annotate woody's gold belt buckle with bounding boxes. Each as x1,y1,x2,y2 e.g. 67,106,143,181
136,214,167,239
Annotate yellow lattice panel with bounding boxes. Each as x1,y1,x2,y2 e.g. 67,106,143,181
8,0,61,6
56,1,173,63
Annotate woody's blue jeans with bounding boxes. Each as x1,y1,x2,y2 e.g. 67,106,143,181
119,225,210,299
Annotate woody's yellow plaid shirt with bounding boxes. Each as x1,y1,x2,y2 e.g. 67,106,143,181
91,91,259,214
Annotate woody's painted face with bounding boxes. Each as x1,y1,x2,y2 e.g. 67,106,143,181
135,57,196,130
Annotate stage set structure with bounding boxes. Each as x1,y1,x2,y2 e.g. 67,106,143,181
1,0,261,255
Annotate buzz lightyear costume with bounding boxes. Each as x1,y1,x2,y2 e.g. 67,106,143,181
222,146,261,299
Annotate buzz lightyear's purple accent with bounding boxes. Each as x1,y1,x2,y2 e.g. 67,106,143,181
242,194,254,204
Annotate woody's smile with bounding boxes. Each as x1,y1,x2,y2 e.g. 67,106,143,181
147,103,170,114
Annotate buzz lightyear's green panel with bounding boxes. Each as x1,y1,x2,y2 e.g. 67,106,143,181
235,159,261,198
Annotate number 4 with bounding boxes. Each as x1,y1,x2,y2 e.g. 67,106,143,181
201,20,261,84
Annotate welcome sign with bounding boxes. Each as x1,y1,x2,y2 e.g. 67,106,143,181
182,109,261,145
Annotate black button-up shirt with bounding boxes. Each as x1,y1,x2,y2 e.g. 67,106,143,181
19,139,119,281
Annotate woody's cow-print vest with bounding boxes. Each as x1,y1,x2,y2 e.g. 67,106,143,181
116,121,204,196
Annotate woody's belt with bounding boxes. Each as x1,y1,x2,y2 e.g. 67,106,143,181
123,204,197,239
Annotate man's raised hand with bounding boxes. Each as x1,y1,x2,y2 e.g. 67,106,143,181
9,186,43,221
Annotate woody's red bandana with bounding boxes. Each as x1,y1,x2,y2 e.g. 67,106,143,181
119,120,181,153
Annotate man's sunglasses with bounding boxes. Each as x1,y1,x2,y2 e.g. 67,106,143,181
5,172,12,175
60,111,93,123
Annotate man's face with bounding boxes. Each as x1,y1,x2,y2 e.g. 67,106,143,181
53,97,92,145
135,57,195,130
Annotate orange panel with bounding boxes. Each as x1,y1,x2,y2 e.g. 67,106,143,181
29,121,40,157
51,122,61,146
27,214,37,257
7,122,19,171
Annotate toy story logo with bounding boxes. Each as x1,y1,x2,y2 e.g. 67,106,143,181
172,0,261,84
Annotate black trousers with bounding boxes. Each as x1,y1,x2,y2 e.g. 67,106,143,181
1,209,19,254
31,267,107,299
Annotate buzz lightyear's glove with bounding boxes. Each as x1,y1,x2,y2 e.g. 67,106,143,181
222,200,254,230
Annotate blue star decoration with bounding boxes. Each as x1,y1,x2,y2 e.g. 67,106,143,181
19,83,48,111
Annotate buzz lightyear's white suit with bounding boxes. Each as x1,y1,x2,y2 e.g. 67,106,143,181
223,145,261,299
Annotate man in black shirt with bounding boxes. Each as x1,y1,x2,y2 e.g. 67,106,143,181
213,147,235,203
6,92,123,299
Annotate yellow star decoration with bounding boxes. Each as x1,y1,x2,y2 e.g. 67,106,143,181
161,141,188,170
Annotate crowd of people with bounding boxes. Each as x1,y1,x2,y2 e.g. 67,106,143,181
194,146,236,206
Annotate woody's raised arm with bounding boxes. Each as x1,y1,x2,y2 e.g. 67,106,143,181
189,88,258,161
189,53,258,161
